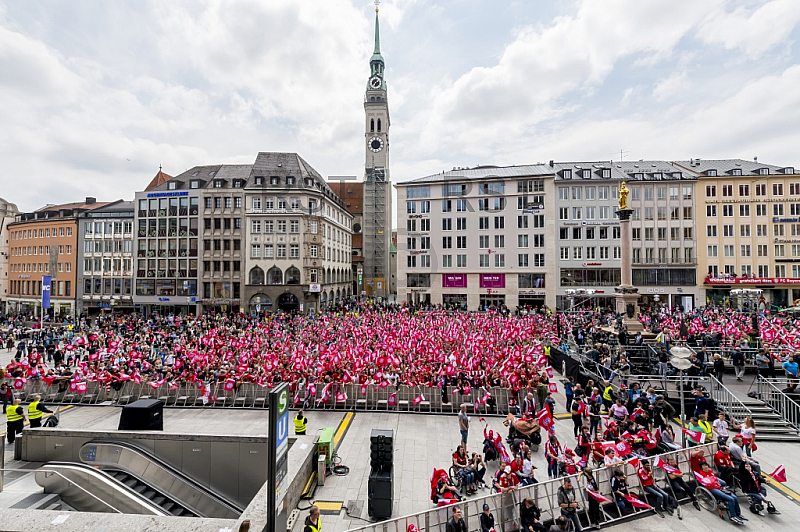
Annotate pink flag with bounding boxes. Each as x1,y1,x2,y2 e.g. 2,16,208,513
548,382,558,393
587,488,612,504
770,464,787,483
132,373,142,384
654,456,681,475
624,494,651,509
148,380,163,389
413,394,425,405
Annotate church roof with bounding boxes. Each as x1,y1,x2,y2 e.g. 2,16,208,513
145,169,174,191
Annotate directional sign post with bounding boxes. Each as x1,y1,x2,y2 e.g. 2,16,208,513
267,382,290,532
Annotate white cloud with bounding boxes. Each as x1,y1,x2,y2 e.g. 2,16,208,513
698,0,800,58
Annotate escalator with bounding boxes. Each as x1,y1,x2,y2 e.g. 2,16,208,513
35,441,243,518
101,469,196,516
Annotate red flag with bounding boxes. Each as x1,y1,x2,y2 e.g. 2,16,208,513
413,394,425,405
770,464,787,483
224,379,235,391
335,392,347,402
624,494,651,509
76,382,88,393
587,488,612,504
614,440,632,456
544,366,554,378
537,408,555,434
681,427,703,443
361,383,368,396
548,382,558,393
576,401,586,414
132,373,142,384
627,456,640,469
42,375,56,386
654,456,681,475
13,377,27,389
388,393,397,407
148,380,163,389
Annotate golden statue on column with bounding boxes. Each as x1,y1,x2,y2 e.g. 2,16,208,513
618,181,630,210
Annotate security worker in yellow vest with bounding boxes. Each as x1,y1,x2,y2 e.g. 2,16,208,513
294,409,307,435
544,345,551,360
6,398,26,444
697,414,713,444
28,394,52,428
601,381,615,413
303,505,321,532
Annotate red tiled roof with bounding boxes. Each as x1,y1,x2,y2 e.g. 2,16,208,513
145,170,174,191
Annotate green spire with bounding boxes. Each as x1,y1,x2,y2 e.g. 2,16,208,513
374,9,381,55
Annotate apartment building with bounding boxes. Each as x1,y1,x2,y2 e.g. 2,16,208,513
396,165,557,310
76,200,135,316
0,197,20,314
243,152,353,314
689,159,800,308
7,198,106,317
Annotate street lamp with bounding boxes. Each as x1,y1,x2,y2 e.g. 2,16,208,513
670,345,693,447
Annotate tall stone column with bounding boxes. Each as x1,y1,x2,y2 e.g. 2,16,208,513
614,204,642,331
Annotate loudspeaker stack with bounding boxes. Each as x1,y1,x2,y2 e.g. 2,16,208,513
367,428,394,520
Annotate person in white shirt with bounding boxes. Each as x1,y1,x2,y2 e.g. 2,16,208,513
712,412,739,446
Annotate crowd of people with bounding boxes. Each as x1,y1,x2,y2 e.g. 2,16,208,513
2,302,796,529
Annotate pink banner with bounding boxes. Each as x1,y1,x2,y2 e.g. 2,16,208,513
480,274,505,288
442,274,468,288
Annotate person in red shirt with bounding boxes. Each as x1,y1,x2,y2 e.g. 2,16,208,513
638,461,673,516
696,463,744,524
494,465,519,492
713,446,736,484
690,448,708,473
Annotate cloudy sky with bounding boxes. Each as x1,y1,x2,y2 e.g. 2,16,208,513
2,0,800,217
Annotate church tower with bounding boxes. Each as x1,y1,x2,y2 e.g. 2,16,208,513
362,0,392,299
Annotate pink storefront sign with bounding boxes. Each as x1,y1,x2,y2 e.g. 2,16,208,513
479,274,505,288
442,274,467,288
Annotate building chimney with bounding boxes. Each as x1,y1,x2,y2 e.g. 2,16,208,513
85,197,96,205
549,160,554,167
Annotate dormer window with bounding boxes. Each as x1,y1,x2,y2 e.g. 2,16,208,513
286,176,295,185
581,169,591,179
731,169,742,176
757,168,769,175
190,180,199,189
213,179,223,188
706,169,717,177
601,169,611,178
634,173,644,179
305,177,314,187
270,176,280,185
233,180,243,188
784,167,795,175
672,172,682,178
652,173,662,179
255,176,264,185
562,169,572,179
167,181,177,190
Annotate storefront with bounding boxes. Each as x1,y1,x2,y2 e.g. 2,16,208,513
638,288,695,311
703,275,800,309
518,289,546,310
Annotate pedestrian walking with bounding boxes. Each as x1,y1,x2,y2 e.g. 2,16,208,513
458,404,469,448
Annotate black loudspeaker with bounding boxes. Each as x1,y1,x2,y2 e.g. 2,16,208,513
368,429,394,520
370,429,394,471
118,399,164,430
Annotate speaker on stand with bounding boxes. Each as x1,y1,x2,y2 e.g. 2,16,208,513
368,429,393,519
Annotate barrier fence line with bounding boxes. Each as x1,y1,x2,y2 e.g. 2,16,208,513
344,442,720,532
5,380,520,415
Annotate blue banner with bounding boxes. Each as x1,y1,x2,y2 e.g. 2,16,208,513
42,276,52,309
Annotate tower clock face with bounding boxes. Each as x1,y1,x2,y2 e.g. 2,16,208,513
368,136,384,152
369,75,382,89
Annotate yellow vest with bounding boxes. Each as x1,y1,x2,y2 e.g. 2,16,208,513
698,420,712,442
306,518,320,532
602,386,614,401
7,405,24,423
28,401,43,420
294,415,307,434
544,346,551,357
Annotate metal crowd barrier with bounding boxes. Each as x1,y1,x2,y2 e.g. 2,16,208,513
756,376,800,433
344,442,720,532
6,380,522,415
